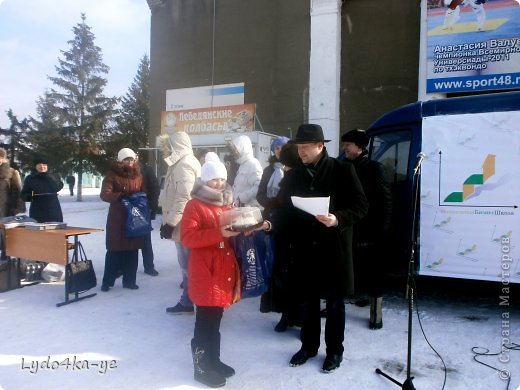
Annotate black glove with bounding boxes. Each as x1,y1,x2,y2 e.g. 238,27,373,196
160,224,174,239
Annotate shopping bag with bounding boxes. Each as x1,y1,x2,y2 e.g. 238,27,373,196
121,192,152,238
232,231,272,298
66,242,97,294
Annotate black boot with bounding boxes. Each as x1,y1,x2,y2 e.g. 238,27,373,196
211,333,235,378
191,339,226,388
369,297,383,329
274,313,289,332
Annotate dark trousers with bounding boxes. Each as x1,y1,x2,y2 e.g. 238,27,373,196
141,232,155,271
102,250,138,287
300,296,345,356
194,306,224,344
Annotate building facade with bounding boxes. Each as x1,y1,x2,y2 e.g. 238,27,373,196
146,0,420,156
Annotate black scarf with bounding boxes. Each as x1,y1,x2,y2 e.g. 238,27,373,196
303,151,325,178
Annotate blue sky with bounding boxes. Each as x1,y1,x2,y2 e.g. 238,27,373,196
0,0,150,128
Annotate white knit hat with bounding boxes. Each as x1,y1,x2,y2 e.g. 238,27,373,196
201,153,227,183
117,148,137,162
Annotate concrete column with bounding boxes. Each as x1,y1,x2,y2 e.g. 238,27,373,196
309,0,342,157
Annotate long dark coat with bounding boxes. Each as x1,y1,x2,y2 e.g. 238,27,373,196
0,162,25,218
351,152,392,240
350,151,393,296
275,148,368,298
20,171,63,222
100,162,146,251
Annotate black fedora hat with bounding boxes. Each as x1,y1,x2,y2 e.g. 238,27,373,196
288,124,330,144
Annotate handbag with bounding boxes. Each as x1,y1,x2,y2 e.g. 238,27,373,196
231,231,273,299
65,242,97,294
121,192,152,238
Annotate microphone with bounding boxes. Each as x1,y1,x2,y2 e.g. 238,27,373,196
413,152,426,175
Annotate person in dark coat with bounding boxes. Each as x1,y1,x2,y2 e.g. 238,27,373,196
265,143,304,332
256,136,289,315
223,152,239,187
65,175,75,196
257,136,289,218
138,161,160,276
100,148,147,291
259,124,368,373
341,129,392,329
0,147,25,259
0,147,25,218
20,156,64,222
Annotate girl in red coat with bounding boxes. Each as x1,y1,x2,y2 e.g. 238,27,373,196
180,152,240,388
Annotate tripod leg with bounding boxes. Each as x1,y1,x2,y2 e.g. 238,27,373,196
375,368,416,389
375,368,403,387
402,377,416,390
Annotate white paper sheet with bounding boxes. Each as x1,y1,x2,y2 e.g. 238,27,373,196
291,196,330,216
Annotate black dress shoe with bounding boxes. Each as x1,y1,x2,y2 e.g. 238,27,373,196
355,298,370,307
290,349,317,367
322,354,343,373
100,285,110,292
274,314,289,332
123,284,139,290
144,269,159,276
369,320,383,330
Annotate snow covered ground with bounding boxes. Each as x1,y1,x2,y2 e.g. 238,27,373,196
0,188,518,390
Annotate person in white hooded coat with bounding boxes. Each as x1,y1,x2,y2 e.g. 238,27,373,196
229,135,263,207
158,131,202,314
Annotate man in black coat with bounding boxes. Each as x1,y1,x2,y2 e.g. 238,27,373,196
269,124,368,373
341,129,392,329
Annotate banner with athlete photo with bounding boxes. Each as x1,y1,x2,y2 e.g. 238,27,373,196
425,0,520,93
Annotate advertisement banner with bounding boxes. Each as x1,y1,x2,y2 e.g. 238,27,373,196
165,83,244,110
161,104,255,135
426,0,520,93
419,111,519,283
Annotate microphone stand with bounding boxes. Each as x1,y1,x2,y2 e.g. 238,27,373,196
375,156,424,390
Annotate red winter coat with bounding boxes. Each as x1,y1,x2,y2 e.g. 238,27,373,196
181,184,238,308
100,162,146,251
